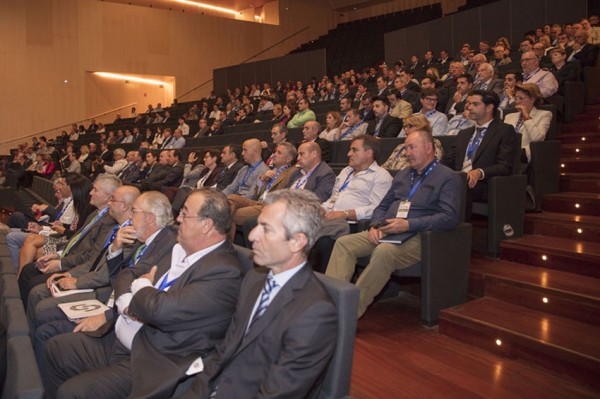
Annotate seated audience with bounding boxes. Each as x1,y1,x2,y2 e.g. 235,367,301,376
366,96,403,138
520,51,559,98
287,98,317,128
550,48,579,95
326,129,462,318
221,139,269,199
337,109,368,141
400,89,448,137
302,121,331,162
382,114,445,171
181,189,337,399
261,124,293,167
387,89,413,119
43,189,244,399
319,111,342,141
504,83,552,163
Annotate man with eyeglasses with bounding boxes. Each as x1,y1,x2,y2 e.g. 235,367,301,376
567,30,600,70
43,189,244,399
19,174,121,305
400,88,448,137
520,51,558,98
30,186,142,368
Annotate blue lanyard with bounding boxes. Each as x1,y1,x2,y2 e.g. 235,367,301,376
340,123,360,140
338,168,358,192
407,160,438,200
374,116,386,136
466,128,487,158
129,242,148,267
395,146,406,158
56,198,72,220
157,271,177,291
266,165,291,190
294,165,317,189
514,113,524,132
104,219,131,249
240,161,261,188
455,116,467,131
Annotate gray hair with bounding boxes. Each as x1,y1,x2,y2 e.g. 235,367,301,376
114,148,126,158
263,189,323,256
277,141,297,161
190,188,232,235
139,191,173,228
95,173,122,195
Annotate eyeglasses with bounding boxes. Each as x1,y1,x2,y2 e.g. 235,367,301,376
424,97,438,102
131,208,148,215
521,58,536,62
404,124,414,129
178,208,200,219
109,198,127,204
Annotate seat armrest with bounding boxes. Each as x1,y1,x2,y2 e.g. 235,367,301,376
530,141,561,211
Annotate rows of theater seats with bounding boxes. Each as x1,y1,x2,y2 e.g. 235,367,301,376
0,178,51,398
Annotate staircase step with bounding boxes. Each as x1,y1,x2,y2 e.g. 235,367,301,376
559,157,600,173
439,298,600,390
542,192,600,216
500,235,600,279
560,173,600,193
556,132,600,144
468,256,600,326
524,212,600,242
561,120,600,133
560,143,600,157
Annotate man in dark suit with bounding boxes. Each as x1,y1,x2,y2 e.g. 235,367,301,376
445,74,474,119
438,50,453,66
141,150,184,192
286,142,335,202
193,118,210,137
443,90,516,219
132,127,144,143
472,63,503,97
43,189,245,399
394,76,421,113
118,151,143,183
181,189,337,399
568,31,600,72
199,119,223,137
366,95,403,138
18,174,121,305
133,151,161,185
214,144,244,191
302,121,331,163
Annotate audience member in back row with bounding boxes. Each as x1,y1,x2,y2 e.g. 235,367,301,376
520,51,558,98
366,96,403,138
503,83,552,163
443,90,516,220
400,88,448,137
221,139,269,199
549,48,579,95
287,98,317,129
302,121,332,162
326,129,461,318
381,114,445,171
181,189,337,399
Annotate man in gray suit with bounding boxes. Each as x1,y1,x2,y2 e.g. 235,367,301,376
27,185,141,330
43,189,244,398
182,189,338,399
472,63,504,97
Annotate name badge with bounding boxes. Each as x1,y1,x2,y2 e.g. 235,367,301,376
106,290,115,308
396,201,411,219
462,159,473,172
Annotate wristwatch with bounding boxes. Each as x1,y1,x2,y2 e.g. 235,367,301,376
343,210,350,220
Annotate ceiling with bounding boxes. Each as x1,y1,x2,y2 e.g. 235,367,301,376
99,0,275,13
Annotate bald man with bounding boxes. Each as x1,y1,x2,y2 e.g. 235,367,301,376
221,139,269,199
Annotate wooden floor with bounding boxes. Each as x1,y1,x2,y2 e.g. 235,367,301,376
349,294,600,399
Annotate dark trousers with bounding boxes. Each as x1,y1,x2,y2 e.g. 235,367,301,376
43,331,132,399
33,307,75,377
18,263,50,308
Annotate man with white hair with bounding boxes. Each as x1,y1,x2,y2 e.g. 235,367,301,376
472,63,504,97
103,148,128,175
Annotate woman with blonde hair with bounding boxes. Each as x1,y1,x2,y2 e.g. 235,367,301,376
319,111,342,141
381,114,445,171
503,83,552,163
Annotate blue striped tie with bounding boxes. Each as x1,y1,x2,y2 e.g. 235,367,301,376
247,275,278,332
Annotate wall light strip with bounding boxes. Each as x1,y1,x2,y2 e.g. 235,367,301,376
174,0,240,15
94,72,167,85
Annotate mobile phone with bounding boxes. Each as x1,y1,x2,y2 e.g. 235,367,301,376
34,261,44,270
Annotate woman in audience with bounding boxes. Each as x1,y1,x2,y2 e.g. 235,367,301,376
426,67,441,81
348,75,358,88
38,154,55,179
196,148,222,188
504,83,552,163
96,123,105,134
271,104,285,122
280,102,296,126
17,173,93,275
496,36,511,52
107,131,116,144
549,48,579,95
152,127,164,148
319,111,342,141
243,85,251,96
538,35,551,52
284,81,294,93
78,125,87,136
381,114,445,171
78,145,91,176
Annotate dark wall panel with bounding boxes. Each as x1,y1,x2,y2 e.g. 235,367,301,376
213,68,228,100
510,0,544,44
545,0,586,26
226,66,241,92
452,8,481,56
404,24,429,62
428,16,454,58
480,1,511,48
385,29,406,67
213,50,326,97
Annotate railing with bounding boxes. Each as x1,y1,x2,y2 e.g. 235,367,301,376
2,102,137,147
177,26,310,100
